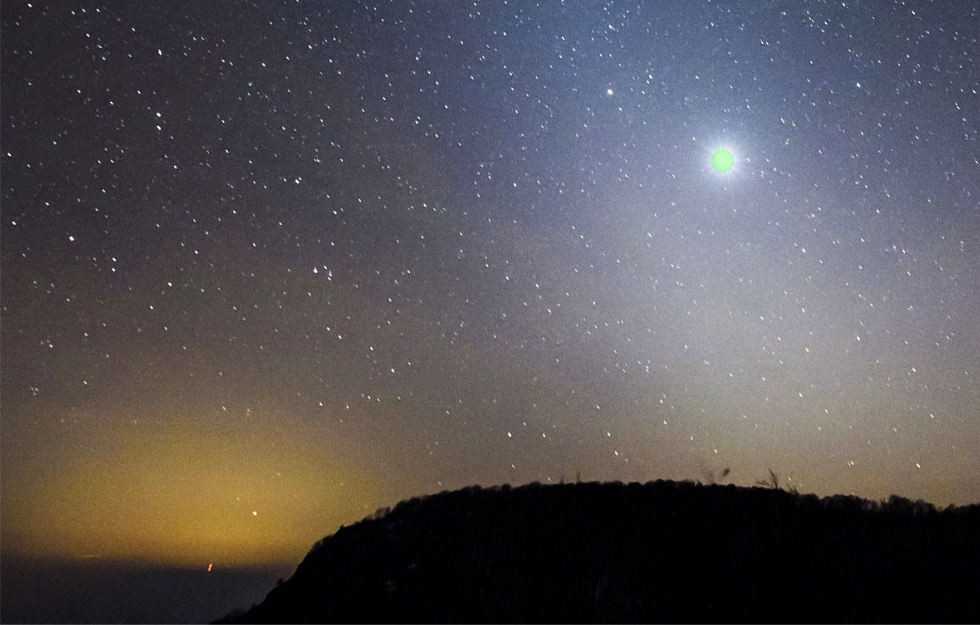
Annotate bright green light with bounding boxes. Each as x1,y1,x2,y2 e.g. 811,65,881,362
711,149,734,173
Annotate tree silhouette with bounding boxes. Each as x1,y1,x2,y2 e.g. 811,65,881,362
755,468,780,489
217,480,980,624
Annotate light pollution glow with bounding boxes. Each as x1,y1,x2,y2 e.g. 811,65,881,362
2,411,380,566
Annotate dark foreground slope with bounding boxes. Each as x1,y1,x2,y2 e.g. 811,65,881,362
218,481,979,623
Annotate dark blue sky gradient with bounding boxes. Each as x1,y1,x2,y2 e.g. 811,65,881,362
2,0,977,571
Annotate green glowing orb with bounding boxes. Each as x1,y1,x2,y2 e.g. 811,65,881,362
711,149,734,173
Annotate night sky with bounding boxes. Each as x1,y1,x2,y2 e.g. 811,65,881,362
2,0,977,570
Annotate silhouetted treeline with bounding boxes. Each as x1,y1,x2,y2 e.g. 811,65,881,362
216,480,980,623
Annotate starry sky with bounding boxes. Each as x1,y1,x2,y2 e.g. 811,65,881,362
2,0,977,569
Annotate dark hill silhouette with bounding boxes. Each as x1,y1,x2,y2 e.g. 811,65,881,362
216,480,979,623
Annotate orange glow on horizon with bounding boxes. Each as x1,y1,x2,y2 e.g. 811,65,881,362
1,410,382,567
